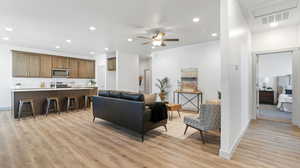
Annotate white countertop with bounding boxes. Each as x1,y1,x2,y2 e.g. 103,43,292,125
11,87,97,92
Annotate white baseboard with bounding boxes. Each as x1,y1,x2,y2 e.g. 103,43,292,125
0,106,11,111
219,119,251,160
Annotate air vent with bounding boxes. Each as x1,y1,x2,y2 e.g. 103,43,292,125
261,11,290,24
253,0,298,18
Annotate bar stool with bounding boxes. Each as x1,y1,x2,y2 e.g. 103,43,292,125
18,98,35,120
67,96,78,111
46,97,60,116
83,95,93,110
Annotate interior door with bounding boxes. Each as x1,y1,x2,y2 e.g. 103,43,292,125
144,69,152,94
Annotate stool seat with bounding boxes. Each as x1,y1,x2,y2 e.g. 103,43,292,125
18,98,35,119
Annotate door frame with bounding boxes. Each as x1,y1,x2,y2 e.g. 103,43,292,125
251,47,300,126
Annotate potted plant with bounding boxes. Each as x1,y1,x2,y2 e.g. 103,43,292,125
155,77,169,102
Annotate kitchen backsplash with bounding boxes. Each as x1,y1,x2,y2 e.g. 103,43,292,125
12,78,94,89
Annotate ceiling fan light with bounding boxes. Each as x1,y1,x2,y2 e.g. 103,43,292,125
152,40,162,46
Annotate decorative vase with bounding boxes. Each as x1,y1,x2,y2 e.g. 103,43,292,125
159,92,166,102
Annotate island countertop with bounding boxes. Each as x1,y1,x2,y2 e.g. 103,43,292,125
11,87,98,92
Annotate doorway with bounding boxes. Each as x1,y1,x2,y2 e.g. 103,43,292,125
255,50,293,122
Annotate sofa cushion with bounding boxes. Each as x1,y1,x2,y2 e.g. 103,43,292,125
98,90,110,97
120,92,144,101
109,91,121,98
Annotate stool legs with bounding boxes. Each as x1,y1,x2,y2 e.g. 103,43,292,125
46,99,50,116
18,101,24,120
46,98,60,116
30,100,36,118
18,99,35,120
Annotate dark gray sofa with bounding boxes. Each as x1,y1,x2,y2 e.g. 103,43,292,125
92,91,167,141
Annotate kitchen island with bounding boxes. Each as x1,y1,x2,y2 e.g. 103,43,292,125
11,87,98,118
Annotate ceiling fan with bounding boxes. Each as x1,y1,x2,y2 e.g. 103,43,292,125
136,32,179,47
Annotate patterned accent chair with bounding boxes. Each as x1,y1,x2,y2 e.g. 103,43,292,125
183,104,221,144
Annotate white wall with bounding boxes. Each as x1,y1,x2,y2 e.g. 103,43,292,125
259,52,293,78
116,51,139,92
0,44,94,110
220,0,252,159
252,25,300,52
151,41,221,105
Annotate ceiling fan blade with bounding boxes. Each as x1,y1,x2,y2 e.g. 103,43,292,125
136,36,152,40
163,39,180,41
142,41,151,45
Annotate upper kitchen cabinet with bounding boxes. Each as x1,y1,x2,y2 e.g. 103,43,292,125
27,54,41,77
12,51,28,77
40,54,52,78
12,51,40,78
78,59,95,79
52,56,70,69
69,58,79,78
12,50,95,79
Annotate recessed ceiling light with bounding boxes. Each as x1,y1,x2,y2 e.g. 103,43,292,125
193,17,200,23
152,46,155,49
89,51,95,55
2,37,9,41
128,38,133,42
5,27,13,32
55,46,61,49
89,26,96,31
104,48,109,51
270,22,278,28
211,33,218,37
66,39,72,43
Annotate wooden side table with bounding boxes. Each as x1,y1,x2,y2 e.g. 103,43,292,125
166,104,182,120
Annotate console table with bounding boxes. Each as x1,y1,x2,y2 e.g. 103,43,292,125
173,91,203,113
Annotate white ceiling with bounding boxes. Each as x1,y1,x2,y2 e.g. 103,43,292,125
0,0,220,57
239,0,300,32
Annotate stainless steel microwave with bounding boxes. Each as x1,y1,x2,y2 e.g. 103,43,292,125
52,69,70,78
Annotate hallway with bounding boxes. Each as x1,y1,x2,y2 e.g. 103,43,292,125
232,119,300,168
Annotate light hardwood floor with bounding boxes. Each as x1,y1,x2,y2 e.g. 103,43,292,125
0,110,299,168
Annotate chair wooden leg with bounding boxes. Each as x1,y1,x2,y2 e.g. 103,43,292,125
163,125,167,132
184,125,189,135
200,130,205,144
92,116,96,122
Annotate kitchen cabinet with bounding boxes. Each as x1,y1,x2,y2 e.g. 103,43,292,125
40,55,52,78
27,54,40,77
12,51,40,77
12,51,28,77
52,56,69,69
12,50,95,79
69,58,79,78
78,60,95,79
